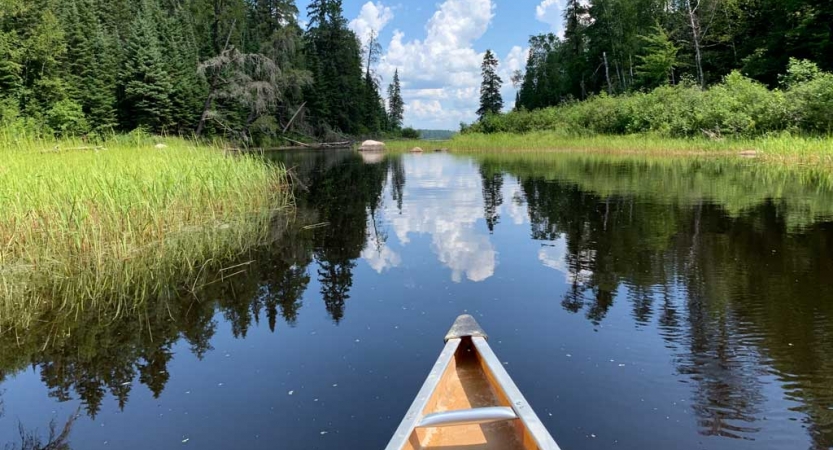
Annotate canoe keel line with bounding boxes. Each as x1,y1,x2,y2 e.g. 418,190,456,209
386,315,561,450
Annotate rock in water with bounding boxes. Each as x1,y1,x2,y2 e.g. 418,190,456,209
359,140,385,151
410,147,424,153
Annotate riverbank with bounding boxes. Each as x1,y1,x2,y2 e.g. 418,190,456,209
384,132,833,165
0,134,291,331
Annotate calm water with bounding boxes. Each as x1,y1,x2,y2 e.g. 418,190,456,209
2,150,833,449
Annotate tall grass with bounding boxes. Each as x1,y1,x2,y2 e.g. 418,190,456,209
0,132,291,331
385,132,833,165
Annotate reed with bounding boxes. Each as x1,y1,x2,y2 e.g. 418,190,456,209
0,132,291,331
385,132,833,165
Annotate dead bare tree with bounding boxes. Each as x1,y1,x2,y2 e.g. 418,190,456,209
685,0,705,88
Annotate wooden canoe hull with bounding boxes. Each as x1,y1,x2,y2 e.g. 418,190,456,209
386,316,560,450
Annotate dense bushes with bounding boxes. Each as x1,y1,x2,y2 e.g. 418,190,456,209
466,60,833,138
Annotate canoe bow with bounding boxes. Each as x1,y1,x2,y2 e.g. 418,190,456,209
386,315,561,450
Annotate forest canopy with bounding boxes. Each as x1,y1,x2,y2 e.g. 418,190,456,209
0,0,405,143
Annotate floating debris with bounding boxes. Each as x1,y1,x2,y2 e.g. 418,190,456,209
182,438,190,444
288,390,294,396
320,431,329,435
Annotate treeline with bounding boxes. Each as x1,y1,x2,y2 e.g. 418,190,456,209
467,60,833,137
466,0,833,137
0,0,406,142
514,0,833,108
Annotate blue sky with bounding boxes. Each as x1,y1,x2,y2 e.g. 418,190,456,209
296,0,567,129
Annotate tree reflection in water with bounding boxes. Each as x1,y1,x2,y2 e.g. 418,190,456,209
479,153,833,448
3,151,833,448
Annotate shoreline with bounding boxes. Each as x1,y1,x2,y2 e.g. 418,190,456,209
383,132,833,165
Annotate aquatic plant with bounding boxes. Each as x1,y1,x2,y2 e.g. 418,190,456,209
0,133,290,331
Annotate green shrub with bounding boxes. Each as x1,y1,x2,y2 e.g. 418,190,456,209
465,62,832,138
401,127,420,139
785,66,833,133
46,99,90,136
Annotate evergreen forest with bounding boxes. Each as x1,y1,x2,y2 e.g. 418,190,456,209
0,0,405,143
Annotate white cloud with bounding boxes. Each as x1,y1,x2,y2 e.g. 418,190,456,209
536,0,566,37
349,2,395,46
374,0,496,129
498,46,529,110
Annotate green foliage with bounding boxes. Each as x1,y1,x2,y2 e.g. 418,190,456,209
387,69,404,130
303,0,384,136
477,49,503,120
400,127,420,139
0,0,386,140
469,64,833,138
515,0,833,112
119,0,174,133
45,98,90,135
636,25,679,88
0,134,290,331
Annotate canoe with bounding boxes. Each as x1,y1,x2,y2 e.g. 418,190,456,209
386,315,561,450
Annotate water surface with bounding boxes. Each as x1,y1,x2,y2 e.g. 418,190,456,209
2,150,833,449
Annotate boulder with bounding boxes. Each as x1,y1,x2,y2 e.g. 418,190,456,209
410,147,424,153
359,140,386,151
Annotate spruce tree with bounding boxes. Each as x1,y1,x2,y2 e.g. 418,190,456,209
636,25,680,88
477,50,503,120
304,0,374,135
120,0,174,132
387,68,404,130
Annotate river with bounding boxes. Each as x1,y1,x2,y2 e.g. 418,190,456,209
2,149,833,449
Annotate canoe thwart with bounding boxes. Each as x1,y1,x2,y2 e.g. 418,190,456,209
417,406,518,428
445,314,488,342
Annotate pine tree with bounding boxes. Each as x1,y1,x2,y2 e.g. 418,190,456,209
387,68,404,130
477,50,503,120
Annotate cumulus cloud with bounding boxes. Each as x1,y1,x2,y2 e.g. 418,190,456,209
536,0,566,37
349,2,395,46
498,46,530,110
375,0,496,128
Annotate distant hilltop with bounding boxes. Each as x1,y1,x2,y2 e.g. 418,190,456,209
418,130,457,140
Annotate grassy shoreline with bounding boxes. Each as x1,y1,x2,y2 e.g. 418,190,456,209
384,132,833,165
1,134,291,331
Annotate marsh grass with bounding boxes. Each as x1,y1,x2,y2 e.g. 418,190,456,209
0,133,290,331
384,132,833,165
